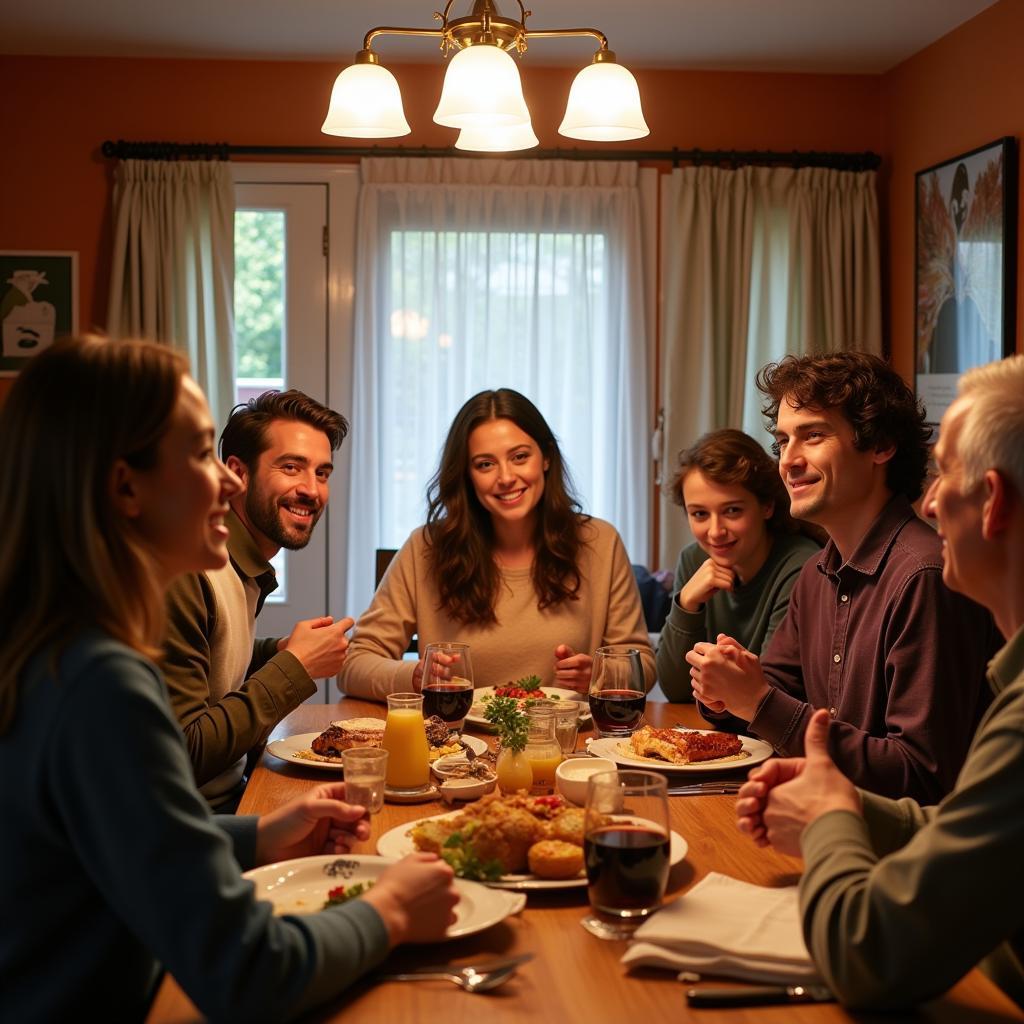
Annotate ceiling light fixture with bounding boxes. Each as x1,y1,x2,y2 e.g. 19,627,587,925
321,0,649,152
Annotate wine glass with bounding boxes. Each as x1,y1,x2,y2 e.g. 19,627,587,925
420,641,475,732
587,645,646,739
581,769,670,939
340,746,388,816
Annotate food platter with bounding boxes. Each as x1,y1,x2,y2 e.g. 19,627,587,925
377,812,687,891
265,732,489,771
587,729,772,774
244,854,524,938
466,686,592,731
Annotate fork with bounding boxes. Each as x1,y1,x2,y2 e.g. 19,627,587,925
668,782,742,796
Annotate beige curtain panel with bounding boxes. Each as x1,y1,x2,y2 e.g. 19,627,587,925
657,165,881,568
106,159,236,429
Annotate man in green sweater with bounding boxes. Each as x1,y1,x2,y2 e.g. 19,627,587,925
735,354,1024,1009
164,390,353,810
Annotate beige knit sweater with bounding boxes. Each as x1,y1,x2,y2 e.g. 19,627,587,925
340,517,655,702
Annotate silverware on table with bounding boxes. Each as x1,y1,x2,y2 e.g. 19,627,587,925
378,953,533,993
667,782,742,796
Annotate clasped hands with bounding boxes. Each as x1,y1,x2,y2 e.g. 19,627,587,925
685,633,769,720
735,708,862,857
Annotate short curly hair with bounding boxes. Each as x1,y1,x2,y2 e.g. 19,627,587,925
756,352,931,502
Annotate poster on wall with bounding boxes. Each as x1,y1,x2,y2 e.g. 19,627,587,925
0,251,79,377
914,137,1018,428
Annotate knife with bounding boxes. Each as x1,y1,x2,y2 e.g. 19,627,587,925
686,983,834,1007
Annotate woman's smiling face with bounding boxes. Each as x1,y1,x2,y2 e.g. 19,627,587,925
467,418,549,529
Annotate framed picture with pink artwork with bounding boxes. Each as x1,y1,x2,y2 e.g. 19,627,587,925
0,250,79,376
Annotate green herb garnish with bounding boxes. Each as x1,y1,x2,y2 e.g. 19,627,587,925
441,827,504,881
323,881,372,908
481,695,529,752
516,674,542,692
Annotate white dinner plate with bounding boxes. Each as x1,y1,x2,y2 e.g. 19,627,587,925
244,854,524,939
466,686,592,731
265,732,488,771
377,812,688,891
587,729,773,773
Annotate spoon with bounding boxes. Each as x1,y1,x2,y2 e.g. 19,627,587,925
379,962,521,992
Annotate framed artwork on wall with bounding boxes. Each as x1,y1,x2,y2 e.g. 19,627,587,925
0,250,79,377
914,136,1018,428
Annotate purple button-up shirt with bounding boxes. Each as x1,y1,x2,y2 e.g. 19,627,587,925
749,495,998,802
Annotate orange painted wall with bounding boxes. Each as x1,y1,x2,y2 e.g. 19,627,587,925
881,0,1024,382
0,54,882,401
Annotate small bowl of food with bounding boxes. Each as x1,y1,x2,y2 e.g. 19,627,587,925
555,756,616,806
432,753,498,803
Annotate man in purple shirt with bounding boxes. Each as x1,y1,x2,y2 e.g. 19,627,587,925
687,352,997,801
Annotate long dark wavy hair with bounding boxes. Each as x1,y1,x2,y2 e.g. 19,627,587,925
757,352,931,502
425,389,587,625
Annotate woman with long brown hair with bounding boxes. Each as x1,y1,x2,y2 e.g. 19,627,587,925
0,337,457,1020
656,428,819,708
342,388,654,698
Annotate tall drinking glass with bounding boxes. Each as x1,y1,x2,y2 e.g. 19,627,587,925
587,645,646,739
341,746,388,816
381,692,430,793
420,641,475,731
581,770,670,939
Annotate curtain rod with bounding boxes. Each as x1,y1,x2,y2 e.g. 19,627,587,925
100,139,881,172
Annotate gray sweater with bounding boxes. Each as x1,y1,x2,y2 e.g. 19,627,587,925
0,632,389,1022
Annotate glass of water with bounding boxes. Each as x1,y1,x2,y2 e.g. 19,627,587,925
341,746,388,815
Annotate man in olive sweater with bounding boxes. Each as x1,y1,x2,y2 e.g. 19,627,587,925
164,390,353,810
736,354,1024,1010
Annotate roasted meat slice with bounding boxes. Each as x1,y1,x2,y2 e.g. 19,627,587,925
629,725,742,764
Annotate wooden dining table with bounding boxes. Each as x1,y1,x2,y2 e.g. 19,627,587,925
148,698,1024,1024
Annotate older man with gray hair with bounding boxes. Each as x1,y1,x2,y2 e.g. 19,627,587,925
735,354,1024,1010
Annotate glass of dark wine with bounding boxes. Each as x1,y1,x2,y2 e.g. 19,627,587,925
581,769,670,939
587,645,646,738
420,642,474,731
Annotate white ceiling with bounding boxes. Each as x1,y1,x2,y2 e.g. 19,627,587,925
2,0,997,73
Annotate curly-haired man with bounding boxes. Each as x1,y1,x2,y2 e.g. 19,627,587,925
687,352,997,802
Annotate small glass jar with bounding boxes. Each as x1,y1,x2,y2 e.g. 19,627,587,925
551,699,581,755
524,703,563,795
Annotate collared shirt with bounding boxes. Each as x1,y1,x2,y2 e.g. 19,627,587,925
749,494,998,802
224,510,279,616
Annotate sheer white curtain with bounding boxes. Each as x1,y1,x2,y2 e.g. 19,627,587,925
658,165,880,567
346,157,651,615
106,159,235,427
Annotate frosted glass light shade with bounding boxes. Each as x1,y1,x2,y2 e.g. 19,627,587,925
321,62,411,138
455,119,539,152
558,61,649,141
433,44,530,129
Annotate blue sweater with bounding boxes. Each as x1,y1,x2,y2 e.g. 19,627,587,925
0,632,389,1022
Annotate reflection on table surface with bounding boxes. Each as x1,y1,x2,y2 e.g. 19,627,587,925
147,699,1024,1024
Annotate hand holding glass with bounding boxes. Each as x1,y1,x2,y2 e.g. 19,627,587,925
340,747,388,815
420,642,475,730
587,645,646,738
582,770,670,939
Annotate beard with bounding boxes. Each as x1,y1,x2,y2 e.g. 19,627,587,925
245,485,323,551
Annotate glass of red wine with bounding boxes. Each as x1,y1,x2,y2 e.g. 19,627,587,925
587,645,646,738
581,770,671,939
420,642,474,732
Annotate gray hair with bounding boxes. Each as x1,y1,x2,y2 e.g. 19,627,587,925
956,354,1024,496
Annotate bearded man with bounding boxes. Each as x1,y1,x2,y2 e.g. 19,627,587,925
163,390,351,810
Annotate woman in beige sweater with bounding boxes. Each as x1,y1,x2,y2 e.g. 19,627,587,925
341,389,655,701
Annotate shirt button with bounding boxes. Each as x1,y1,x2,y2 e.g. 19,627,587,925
840,594,849,603
833,654,841,663
829,707,837,716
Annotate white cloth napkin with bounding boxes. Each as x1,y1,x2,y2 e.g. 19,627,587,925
621,872,823,984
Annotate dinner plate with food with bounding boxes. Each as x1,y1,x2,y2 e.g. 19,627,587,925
376,791,687,891
265,717,488,771
466,678,592,731
588,726,772,773
243,854,524,938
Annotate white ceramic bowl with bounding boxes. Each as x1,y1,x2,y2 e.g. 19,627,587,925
432,753,497,803
555,756,616,806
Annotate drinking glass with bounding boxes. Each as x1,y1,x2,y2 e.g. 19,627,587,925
581,770,670,939
551,699,581,754
381,692,431,793
341,746,388,815
587,645,646,739
420,641,475,731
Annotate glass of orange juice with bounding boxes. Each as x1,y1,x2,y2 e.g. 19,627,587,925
381,692,431,793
